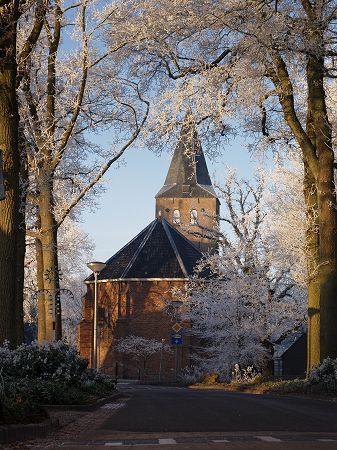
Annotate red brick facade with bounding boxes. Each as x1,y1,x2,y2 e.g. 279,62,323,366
79,279,192,380
155,196,219,253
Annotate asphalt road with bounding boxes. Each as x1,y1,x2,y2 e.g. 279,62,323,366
102,384,337,433
26,384,337,450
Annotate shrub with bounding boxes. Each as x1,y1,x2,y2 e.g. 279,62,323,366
231,364,260,384
308,357,337,393
0,341,116,423
0,341,88,386
199,372,219,384
0,376,46,425
179,366,203,384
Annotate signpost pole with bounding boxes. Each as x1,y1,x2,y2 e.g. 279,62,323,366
170,300,183,382
159,338,165,382
174,345,178,381
171,333,183,380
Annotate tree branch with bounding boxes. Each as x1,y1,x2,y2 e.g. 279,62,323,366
16,0,47,88
269,51,318,175
56,98,149,227
51,0,88,170
166,48,232,80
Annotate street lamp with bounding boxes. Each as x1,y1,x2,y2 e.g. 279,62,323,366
87,261,106,370
158,338,165,382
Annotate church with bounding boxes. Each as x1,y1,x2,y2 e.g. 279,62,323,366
78,117,220,380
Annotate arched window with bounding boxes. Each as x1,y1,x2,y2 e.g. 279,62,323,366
173,209,181,224
190,209,198,225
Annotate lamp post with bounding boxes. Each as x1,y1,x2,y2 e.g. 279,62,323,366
171,300,183,381
87,261,106,370
158,338,165,382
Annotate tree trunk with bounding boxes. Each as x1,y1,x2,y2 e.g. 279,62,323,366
36,233,46,342
316,145,337,360
53,225,62,340
38,176,62,341
307,53,337,362
13,127,28,344
303,167,320,370
0,0,23,346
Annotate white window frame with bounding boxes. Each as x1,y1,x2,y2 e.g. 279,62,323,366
173,209,181,224
190,209,198,225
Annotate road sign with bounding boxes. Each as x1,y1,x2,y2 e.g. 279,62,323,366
171,333,183,345
0,150,5,201
172,322,182,333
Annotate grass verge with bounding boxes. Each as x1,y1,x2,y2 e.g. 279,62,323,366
190,378,337,397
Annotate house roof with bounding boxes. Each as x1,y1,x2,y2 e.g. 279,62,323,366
85,218,203,282
273,332,306,358
156,113,218,199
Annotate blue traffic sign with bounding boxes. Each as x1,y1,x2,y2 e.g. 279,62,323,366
171,333,183,345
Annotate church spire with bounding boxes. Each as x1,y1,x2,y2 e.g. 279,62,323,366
156,112,217,199
155,112,220,253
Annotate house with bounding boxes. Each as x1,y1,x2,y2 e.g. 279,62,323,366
273,332,307,378
78,116,220,379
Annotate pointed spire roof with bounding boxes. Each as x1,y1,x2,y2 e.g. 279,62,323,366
85,218,203,281
156,112,217,198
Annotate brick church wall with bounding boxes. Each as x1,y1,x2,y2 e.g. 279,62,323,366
78,279,192,380
155,196,219,253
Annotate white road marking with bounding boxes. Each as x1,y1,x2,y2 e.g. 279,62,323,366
101,402,126,410
212,439,230,443
158,438,177,444
105,443,123,447
255,436,282,442
317,439,337,442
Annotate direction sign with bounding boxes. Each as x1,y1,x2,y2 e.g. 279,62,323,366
172,322,182,333
171,333,183,345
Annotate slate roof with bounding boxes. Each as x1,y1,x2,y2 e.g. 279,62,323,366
86,218,203,282
156,113,217,199
273,332,306,358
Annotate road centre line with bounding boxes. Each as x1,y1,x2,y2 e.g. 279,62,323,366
255,436,283,442
158,438,177,444
101,402,126,410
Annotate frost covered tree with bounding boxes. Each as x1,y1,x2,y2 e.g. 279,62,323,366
177,171,306,379
0,0,48,345
24,218,93,344
57,220,94,345
264,155,307,286
115,335,171,379
18,0,149,341
105,0,337,369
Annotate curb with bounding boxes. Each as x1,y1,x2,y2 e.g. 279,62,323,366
189,384,337,402
44,390,124,412
0,391,123,444
0,417,59,444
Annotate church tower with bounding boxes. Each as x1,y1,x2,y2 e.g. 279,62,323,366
155,115,220,253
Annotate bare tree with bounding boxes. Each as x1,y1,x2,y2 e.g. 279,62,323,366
115,335,172,380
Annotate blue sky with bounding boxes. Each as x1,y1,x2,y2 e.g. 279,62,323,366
81,135,261,263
